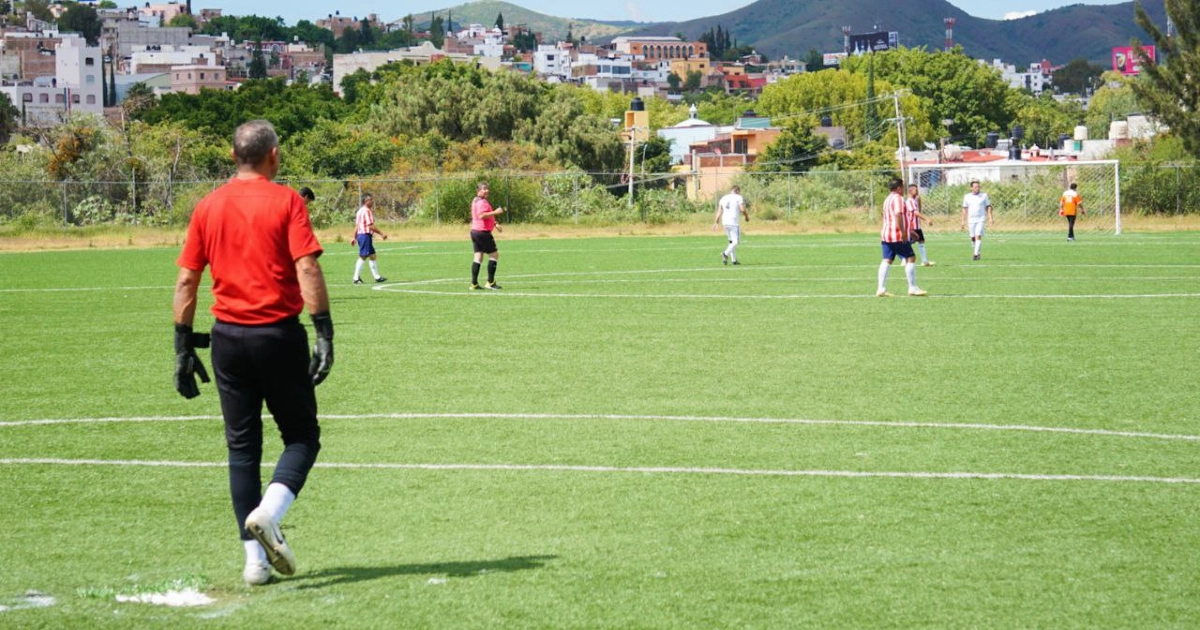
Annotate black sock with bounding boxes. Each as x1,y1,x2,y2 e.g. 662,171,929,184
471,262,481,285
487,260,497,284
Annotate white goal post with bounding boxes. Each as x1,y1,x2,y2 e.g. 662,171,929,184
906,159,1121,234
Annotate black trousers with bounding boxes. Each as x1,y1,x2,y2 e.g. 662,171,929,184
211,317,321,541
1066,215,1077,238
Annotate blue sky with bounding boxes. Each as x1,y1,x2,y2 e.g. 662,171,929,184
201,0,1134,26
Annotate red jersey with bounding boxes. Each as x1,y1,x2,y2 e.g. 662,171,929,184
880,191,908,242
471,196,495,231
177,175,323,325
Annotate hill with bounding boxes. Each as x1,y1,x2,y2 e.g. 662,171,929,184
601,0,1169,66
414,0,638,43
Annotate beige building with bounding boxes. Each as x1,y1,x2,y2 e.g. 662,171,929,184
169,64,229,94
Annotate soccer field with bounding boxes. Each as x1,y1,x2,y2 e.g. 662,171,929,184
1,230,1198,628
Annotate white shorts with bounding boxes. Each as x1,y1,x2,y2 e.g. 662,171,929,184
723,225,741,245
968,220,986,238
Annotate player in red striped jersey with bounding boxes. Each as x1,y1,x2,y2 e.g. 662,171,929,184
877,178,927,297
906,184,934,266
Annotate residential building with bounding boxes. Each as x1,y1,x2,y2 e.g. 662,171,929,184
170,64,229,94
0,36,103,125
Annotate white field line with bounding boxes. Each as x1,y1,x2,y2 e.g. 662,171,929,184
0,457,1196,485
384,287,1200,300
2,412,1197,443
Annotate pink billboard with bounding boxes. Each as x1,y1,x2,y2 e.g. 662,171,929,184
1112,45,1155,75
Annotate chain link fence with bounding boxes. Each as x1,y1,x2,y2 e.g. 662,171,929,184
1,162,1197,230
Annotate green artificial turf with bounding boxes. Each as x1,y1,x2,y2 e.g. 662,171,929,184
1,230,1197,628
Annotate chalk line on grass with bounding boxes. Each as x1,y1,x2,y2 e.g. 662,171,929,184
0,457,1197,485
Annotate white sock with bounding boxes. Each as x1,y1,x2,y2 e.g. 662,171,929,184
353,258,364,280
918,243,927,263
260,482,296,524
905,261,916,288
729,246,737,262
369,260,381,279
244,539,267,564
877,261,890,292
973,240,981,256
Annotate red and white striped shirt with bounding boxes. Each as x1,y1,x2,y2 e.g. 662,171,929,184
905,195,921,231
880,191,907,242
354,204,374,235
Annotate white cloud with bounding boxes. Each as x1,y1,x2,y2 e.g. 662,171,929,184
625,2,647,22
1003,10,1039,20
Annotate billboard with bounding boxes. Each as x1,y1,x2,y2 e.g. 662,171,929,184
1112,45,1155,75
848,31,898,54
823,52,847,66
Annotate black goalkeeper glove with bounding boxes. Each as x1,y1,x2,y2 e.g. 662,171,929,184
174,323,211,399
309,312,334,386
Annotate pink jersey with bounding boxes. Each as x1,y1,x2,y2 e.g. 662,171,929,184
471,196,495,231
880,192,907,242
354,204,374,235
905,196,922,231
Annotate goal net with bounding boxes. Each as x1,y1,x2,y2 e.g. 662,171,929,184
906,159,1121,234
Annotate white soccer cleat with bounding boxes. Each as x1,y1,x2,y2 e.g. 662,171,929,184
908,287,929,297
245,508,296,576
243,560,271,586
876,290,893,297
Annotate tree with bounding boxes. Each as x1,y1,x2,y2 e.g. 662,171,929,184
864,54,879,140
841,47,1018,146
122,82,157,118
666,72,681,91
1133,0,1200,157
754,119,829,173
1052,58,1105,96
248,40,268,79
684,70,702,92
57,4,102,45
804,48,825,72
1085,71,1141,140
359,17,374,46
495,12,504,31
0,92,19,144
167,13,198,29
429,15,445,48
25,0,53,21
1011,91,1085,149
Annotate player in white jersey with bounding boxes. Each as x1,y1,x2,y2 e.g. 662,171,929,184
960,180,994,260
712,185,749,265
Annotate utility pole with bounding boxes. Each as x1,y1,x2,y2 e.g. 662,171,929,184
892,91,907,184
627,129,636,207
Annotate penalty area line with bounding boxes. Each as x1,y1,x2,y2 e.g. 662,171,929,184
0,458,1197,485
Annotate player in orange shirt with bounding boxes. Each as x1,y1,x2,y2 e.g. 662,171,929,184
1059,182,1085,241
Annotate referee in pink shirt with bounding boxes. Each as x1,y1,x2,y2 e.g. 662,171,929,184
469,181,505,290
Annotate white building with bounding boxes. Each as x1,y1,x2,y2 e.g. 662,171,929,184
657,104,718,164
984,58,1051,94
129,44,220,73
533,44,571,80
0,37,103,125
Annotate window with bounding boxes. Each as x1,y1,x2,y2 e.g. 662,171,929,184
86,75,95,84
199,72,205,79
86,95,96,104
22,93,32,102
86,57,95,66
734,138,749,154
72,95,80,104
54,94,63,103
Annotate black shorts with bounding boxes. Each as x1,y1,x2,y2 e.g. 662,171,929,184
911,229,925,244
471,230,497,254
